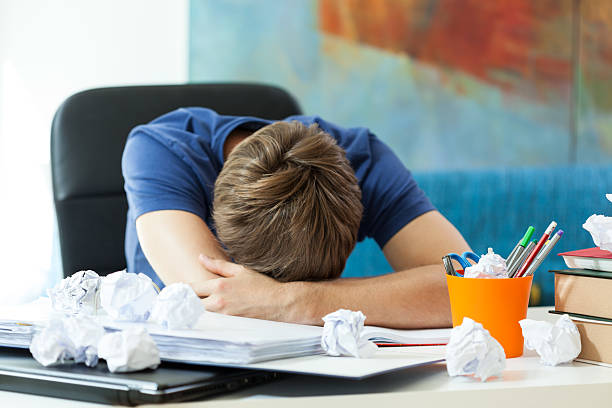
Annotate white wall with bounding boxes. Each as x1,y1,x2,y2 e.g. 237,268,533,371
0,0,189,305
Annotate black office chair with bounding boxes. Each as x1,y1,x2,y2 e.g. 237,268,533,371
51,83,302,278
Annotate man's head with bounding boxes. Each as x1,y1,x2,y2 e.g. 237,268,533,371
213,121,363,282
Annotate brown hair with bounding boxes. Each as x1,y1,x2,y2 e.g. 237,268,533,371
213,121,363,282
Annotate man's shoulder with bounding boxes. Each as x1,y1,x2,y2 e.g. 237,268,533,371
123,107,226,173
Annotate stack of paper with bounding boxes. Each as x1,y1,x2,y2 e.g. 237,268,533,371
105,312,324,364
0,298,49,348
0,323,34,348
0,298,451,365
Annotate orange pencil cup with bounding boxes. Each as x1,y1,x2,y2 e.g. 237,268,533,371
446,274,533,358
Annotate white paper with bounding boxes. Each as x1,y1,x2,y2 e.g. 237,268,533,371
446,317,506,381
9,298,451,368
64,316,106,366
47,270,101,315
98,326,160,373
362,326,451,345
30,319,75,366
29,317,105,367
321,309,377,358
464,248,509,279
99,271,158,321
583,214,612,252
243,346,446,379
149,283,204,330
519,314,581,366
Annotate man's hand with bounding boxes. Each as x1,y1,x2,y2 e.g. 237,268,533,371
191,255,291,321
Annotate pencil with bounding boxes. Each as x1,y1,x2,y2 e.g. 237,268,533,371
524,230,564,277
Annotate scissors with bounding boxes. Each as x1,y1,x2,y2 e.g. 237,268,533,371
446,251,481,275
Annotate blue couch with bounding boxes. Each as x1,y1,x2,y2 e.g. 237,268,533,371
342,165,612,306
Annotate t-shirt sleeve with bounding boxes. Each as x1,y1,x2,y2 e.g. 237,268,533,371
360,134,436,248
121,128,211,221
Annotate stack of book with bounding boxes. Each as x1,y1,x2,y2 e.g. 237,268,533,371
552,247,612,366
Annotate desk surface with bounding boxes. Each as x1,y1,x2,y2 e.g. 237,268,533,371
3,307,612,408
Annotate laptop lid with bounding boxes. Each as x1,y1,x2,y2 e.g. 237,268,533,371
0,348,278,405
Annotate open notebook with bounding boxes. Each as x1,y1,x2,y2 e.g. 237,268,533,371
0,298,450,366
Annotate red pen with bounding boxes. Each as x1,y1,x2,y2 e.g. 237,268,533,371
515,221,557,277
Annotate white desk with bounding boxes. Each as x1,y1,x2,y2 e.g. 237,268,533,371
3,307,612,407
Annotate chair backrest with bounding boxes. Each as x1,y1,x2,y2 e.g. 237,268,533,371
51,83,302,277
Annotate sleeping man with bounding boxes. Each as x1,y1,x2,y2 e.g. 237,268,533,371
122,108,471,329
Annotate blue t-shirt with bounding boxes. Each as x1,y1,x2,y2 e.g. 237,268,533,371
122,108,434,288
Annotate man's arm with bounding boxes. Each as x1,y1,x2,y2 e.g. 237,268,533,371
136,210,229,284
294,210,470,328
136,209,302,321
194,210,471,329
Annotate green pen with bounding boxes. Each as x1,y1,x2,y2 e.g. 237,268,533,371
506,226,535,268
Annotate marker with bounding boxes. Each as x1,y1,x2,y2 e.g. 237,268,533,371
524,230,564,277
515,221,557,278
508,240,537,277
506,246,524,272
507,230,535,273
506,226,535,267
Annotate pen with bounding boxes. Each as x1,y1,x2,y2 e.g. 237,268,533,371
507,234,534,273
515,221,557,278
508,240,537,278
506,226,535,267
524,230,564,277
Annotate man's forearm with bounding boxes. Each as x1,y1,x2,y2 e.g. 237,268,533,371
283,265,452,329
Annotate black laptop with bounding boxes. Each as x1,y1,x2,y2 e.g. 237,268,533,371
0,348,278,405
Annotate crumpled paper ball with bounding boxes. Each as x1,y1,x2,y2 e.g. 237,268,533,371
148,283,205,330
583,214,612,253
29,317,105,367
519,314,581,366
446,317,506,381
47,270,101,315
99,271,158,321
464,248,508,279
321,309,377,358
30,319,75,367
97,326,161,373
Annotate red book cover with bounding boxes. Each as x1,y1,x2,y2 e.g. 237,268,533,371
558,247,612,259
